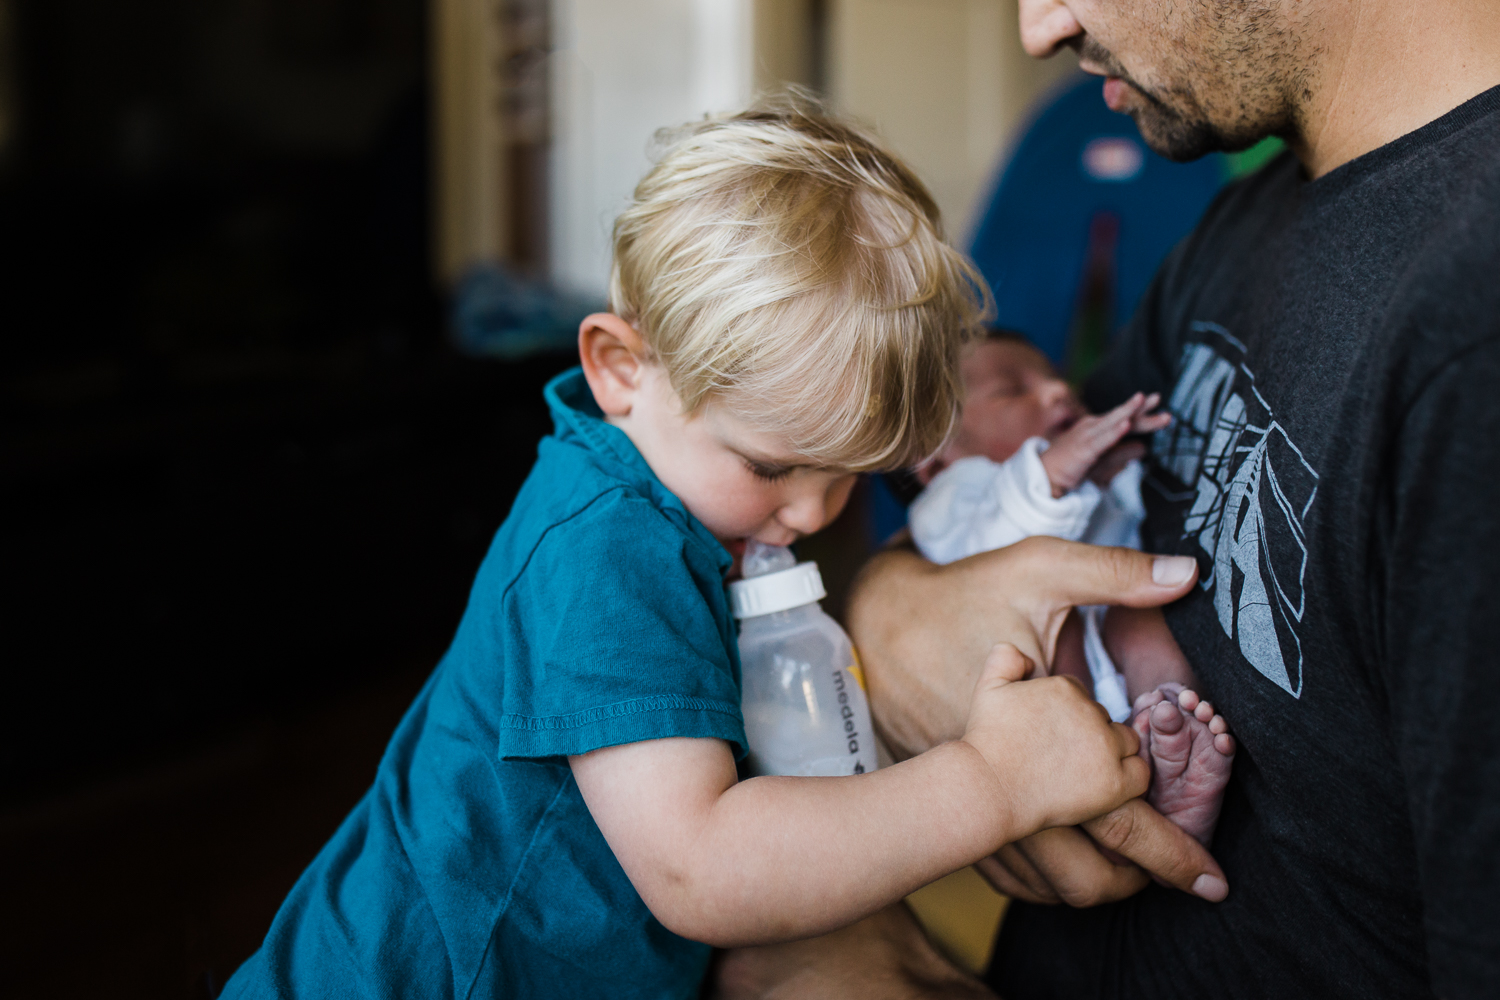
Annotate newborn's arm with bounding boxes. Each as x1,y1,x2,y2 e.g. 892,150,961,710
570,646,1148,948
1040,392,1171,497
1053,600,1195,708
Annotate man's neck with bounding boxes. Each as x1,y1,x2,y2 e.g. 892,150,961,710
1290,0,1500,178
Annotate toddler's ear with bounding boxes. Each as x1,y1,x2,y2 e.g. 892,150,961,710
579,313,648,417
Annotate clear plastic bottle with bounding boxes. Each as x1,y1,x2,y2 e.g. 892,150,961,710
729,542,880,777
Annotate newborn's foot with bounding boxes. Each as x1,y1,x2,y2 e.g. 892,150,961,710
1131,683,1235,847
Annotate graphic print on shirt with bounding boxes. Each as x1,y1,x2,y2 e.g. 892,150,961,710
1149,323,1318,698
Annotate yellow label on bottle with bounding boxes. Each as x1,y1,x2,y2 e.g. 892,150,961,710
848,647,867,691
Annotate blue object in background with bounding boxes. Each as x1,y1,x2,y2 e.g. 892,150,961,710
453,264,603,360
968,73,1228,367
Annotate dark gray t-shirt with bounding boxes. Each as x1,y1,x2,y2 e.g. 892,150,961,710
991,85,1500,999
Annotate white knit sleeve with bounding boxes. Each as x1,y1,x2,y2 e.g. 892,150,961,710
909,440,1103,565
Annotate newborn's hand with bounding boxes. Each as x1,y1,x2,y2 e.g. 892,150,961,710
1041,393,1171,497
960,644,1150,840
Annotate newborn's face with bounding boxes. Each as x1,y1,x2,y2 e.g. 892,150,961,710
945,339,1085,465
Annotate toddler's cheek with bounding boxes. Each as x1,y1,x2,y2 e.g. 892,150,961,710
701,494,778,542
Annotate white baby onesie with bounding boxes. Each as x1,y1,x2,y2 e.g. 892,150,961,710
907,437,1144,722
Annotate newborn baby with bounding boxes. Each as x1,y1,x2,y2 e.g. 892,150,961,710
909,329,1234,846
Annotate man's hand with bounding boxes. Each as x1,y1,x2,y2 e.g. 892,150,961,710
975,804,1229,905
847,536,1198,757
846,536,1228,903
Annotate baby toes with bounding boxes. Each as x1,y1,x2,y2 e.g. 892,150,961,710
1137,682,1235,848
1151,699,1186,736
1131,686,1172,716
1143,698,1195,783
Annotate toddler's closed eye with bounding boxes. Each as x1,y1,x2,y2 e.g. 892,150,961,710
745,460,793,482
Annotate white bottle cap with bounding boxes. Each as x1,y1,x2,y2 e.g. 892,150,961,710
728,562,826,619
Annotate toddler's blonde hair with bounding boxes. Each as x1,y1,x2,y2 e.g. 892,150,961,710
609,96,991,471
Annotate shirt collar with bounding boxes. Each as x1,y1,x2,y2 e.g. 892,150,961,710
544,367,732,573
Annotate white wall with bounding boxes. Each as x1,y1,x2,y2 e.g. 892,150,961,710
545,0,1077,296
548,0,755,298
827,0,1076,245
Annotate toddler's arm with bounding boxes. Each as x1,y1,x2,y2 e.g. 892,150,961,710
1040,392,1171,497
569,644,1148,948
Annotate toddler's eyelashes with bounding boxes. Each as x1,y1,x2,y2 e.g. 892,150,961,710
746,460,793,482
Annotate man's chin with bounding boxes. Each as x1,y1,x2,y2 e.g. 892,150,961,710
1128,107,1227,163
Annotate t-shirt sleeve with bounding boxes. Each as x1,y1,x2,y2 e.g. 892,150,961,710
1380,335,1500,998
494,489,747,761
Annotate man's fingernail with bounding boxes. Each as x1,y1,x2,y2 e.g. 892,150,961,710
1191,874,1228,901
1153,556,1196,586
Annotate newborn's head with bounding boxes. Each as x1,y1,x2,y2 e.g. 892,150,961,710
918,330,1084,482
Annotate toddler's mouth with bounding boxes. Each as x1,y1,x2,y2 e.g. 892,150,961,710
724,538,747,581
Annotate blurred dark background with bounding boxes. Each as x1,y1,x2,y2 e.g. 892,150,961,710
1,2,571,995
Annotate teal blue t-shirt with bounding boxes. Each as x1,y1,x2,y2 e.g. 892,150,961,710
221,369,748,999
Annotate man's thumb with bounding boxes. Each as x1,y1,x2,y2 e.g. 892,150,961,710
1013,537,1199,609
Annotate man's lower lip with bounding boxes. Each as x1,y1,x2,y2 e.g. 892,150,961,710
1103,77,1130,111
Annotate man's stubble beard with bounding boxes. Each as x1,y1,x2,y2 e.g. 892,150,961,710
1119,83,1228,163
1076,6,1304,164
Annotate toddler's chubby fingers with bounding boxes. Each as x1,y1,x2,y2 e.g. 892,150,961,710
1112,720,1142,759
976,642,1034,688
1120,748,1152,798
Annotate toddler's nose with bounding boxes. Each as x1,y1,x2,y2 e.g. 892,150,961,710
775,489,833,538
775,501,824,538
775,473,856,540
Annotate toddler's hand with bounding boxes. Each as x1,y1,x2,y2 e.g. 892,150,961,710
960,644,1150,841
1040,392,1171,497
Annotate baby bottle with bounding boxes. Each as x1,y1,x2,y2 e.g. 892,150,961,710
729,542,880,777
